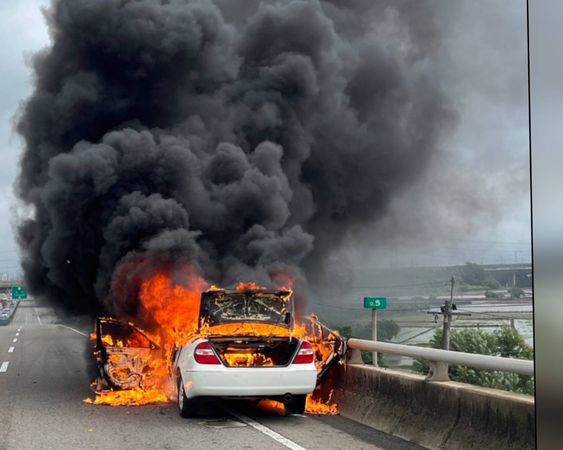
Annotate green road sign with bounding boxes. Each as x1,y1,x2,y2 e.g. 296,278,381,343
363,297,387,310
11,286,28,300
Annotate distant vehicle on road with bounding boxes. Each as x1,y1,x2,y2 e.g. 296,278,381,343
0,308,10,325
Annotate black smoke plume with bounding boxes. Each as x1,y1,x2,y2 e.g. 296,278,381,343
16,0,454,317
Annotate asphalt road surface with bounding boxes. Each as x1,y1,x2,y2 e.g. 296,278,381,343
0,302,425,450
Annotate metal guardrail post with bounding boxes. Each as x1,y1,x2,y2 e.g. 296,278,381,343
427,362,450,381
348,348,364,365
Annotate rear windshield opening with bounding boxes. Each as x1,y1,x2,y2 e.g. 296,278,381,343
201,291,290,327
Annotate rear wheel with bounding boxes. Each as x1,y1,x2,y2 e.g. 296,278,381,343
177,376,198,418
284,394,306,415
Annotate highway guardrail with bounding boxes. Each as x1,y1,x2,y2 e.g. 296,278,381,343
346,338,534,381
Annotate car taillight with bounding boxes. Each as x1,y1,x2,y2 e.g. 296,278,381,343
293,341,314,364
194,341,221,365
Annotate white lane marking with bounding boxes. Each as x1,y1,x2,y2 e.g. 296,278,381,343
228,410,307,450
8,347,14,353
0,361,9,373
12,338,17,343
37,314,42,325
17,328,21,332
59,325,88,337
15,333,19,336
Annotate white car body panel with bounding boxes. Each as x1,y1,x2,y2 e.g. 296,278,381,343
174,338,317,399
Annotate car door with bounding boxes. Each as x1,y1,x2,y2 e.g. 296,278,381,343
95,318,160,390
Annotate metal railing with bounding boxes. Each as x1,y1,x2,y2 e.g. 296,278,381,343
346,338,534,381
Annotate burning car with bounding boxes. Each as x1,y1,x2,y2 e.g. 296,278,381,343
173,287,319,417
90,284,345,415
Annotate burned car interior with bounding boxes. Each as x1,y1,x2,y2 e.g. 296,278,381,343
93,317,160,391
199,289,293,327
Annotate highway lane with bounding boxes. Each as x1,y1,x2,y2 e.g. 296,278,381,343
0,303,425,450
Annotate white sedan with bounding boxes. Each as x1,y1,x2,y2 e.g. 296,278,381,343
171,288,318,417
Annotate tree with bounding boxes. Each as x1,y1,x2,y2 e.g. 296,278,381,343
414,326,534,395
378,319,400,341
338,325,352,339
337,320,400,341
461,262,500,288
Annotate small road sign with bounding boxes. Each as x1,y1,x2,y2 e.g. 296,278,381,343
11,287,28,300
363,297,387,310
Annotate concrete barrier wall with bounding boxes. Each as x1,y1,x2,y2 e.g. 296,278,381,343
335,364,535,450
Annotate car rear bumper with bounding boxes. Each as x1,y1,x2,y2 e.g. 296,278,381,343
180,365,317,398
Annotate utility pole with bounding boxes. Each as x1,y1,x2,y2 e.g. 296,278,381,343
371,308,378,367
426,277,470,381
441,276,455,351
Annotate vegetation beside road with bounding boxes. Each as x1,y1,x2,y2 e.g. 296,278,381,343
414,326,534,395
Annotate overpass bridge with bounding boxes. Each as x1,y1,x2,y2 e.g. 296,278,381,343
482,264,533,287
0,281,26,290
0,302,534,449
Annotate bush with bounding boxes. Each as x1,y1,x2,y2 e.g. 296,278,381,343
508,288,524,299
485,290,503,299
360,351,386,367
414,326,534,395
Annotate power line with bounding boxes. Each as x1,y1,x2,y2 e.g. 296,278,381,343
351,281,449,289
309,302,367,311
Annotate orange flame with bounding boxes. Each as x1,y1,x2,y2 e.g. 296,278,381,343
139,270,208,348
84,388,169,406
85,270,339,415
305,391,339,415
207,284,223,292
205,322,290,337
235,281,266,291
85,269,207,406
257,399,287,415
257,392,339,416
222,352,274,367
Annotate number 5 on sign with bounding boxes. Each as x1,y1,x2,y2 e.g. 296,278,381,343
363,297,387,310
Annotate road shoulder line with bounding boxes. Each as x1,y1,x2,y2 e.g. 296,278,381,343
227,410,307,450
58,325,88,337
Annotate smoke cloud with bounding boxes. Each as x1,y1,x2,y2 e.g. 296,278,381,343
16,0,454,316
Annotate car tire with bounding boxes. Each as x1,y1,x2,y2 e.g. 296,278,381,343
177,376,198,418
285,394,306,415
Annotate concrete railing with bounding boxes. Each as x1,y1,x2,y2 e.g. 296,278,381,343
333,365,535,450
346,338,534,381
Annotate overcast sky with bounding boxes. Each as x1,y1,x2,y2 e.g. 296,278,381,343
0,0,532,278
0,0,49,278
353,0,532,269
